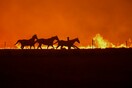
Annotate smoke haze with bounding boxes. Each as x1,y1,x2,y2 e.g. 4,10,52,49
0,0,132,47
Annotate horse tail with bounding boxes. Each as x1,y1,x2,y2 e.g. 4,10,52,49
15,40,20,45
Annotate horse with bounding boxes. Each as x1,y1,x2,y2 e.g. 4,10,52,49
35,36,59,49
15,34,38,49
56,38,80,49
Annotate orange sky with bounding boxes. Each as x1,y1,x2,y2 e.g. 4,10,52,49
0,0,132,47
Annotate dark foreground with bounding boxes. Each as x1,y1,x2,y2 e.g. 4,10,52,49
0,49,132,88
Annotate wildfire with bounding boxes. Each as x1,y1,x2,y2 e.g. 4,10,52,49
92,34,115,48
1,34,132,49
79,34,131,49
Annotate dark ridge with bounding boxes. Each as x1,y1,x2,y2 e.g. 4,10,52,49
0,49,132,88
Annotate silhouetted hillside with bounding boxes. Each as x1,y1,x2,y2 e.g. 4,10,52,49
0,49,132,88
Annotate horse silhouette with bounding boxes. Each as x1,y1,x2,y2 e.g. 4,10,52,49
56,38,80,49
35,36,59,49
15,34,38,49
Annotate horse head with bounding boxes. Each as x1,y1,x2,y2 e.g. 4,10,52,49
76,38,80,43
52,36,59,41
32,34,38,41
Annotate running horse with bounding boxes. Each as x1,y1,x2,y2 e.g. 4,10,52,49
15,34,38,49
35,36,59,49
56,38,80,49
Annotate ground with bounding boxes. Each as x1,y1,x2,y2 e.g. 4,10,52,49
0,49,132,88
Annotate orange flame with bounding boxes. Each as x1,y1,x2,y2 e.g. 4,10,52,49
13,34,132,49
93,34,115,48
79,34,131,49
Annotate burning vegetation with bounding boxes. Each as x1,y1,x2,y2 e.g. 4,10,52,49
80,34,132,49
1,34,132,49
92,34,115,48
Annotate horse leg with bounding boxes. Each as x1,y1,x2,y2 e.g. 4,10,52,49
37,44,41,49
47,45,49,49
21,45,24,49
37,46,39,49
39,44,42,49
37,44,39,49
73,45,79,49
61,45,63,49
75,46,79,49
40,44,43,49
68,46,71,50
52,45,54,49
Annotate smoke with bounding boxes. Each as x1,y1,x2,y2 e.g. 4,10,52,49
0,0,132,47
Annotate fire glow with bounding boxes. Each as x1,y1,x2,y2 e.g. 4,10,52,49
14,34,132,49
80,34,132,49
